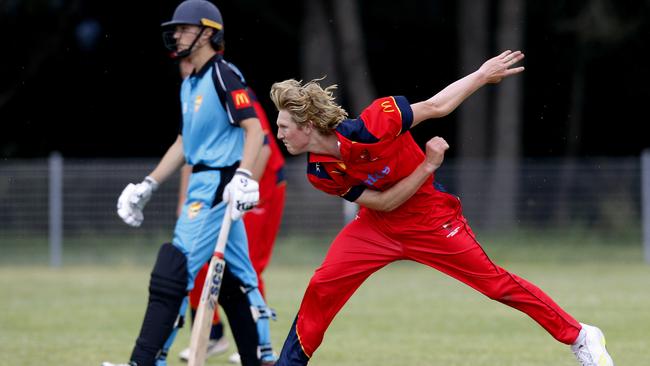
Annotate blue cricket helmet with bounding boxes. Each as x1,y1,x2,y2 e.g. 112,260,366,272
162,0,224,58
162,0,223,31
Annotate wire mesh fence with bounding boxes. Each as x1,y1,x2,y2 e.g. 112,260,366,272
0,155,642,245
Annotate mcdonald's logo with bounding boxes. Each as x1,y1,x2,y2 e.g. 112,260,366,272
380,100,395,113
231,89,252,109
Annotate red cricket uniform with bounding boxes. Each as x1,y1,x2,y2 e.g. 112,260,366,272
246,95,286,297
277,96,580,365
189,94,285,312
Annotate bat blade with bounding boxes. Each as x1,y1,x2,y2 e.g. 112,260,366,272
187,255,226,366
187,201,233,366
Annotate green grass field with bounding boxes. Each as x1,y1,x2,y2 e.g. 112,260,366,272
1,230,649,366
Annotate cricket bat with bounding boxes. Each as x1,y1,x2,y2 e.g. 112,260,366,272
187,202,233,366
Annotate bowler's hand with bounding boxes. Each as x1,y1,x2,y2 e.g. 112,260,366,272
478,50,525,84
423,136,449,172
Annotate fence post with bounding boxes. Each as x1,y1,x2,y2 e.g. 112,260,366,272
49,152,63,267
641,149,650,264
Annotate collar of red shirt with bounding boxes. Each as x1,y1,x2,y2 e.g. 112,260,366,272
308,132,355,163
308,152,341,163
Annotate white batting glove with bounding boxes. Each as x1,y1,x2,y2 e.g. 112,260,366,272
222,168,259,221
116,176,159,227
117,183,142,227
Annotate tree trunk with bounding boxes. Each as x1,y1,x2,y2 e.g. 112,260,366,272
553,55,585,225
331,0,376,113
331,0,377,224
485,0,525,230
457,0,490,225
300,0,339,83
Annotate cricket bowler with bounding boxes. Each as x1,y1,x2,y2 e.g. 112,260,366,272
268,50,614,366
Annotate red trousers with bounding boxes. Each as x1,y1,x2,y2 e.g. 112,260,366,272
243,182,286,297
189,183,286,316
295,207,581,357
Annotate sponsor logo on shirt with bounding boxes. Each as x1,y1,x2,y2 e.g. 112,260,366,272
364,165,390,186
381,100,395,113
231,89,252,109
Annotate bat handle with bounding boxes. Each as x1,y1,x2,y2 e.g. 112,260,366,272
214,201,233,256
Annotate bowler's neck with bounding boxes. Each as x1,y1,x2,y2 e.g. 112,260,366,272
310,132,341,159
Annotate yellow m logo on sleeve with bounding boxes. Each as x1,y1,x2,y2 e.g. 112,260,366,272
231,90,252,109
381,100,395,113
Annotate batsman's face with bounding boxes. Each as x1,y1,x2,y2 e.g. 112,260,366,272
277,110,310,155
173,25,201,52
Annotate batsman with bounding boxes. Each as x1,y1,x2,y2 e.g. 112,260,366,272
103,1,276,365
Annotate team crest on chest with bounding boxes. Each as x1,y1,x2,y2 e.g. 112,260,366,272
359,149,379,162
194,95,203,112
359,149,370,160
354,147,380,162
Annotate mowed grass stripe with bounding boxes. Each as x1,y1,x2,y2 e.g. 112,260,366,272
0,260,648,366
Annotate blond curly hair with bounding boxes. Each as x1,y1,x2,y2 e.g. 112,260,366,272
270,78,348,135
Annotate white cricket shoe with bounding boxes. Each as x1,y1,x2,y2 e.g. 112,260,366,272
228,352,241,364
571,323,614,366
228,351,277,365
101,362,136,366
178,337,230,362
